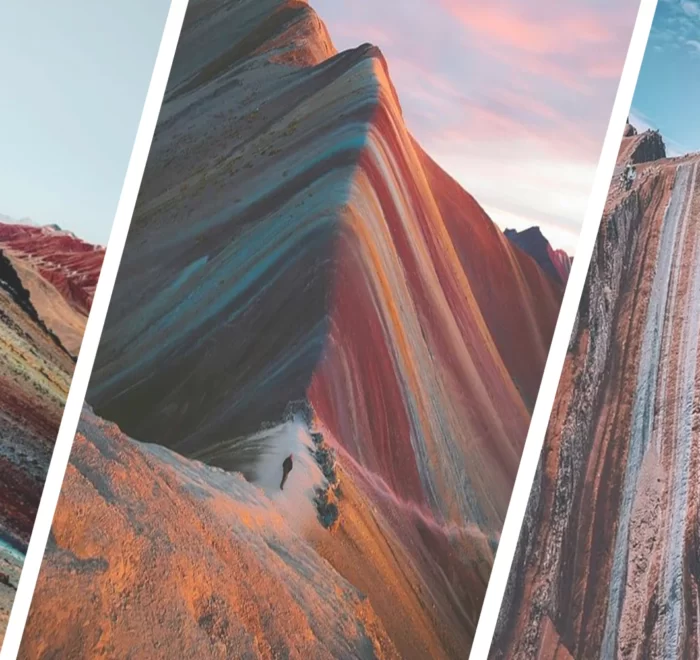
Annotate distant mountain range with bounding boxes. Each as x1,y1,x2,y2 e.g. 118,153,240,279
0,213,83,240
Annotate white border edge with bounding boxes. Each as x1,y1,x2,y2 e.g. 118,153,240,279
469,0,658,657
0,1,189,657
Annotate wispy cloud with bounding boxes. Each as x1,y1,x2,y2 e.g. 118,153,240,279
651,0,700,54
437,2,612,55
311,0,640,250
681,1,700,17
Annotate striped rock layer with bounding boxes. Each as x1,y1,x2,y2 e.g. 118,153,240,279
0,216,102,640
0,249,76,639
23,0,562,657
90,0,561,537
0,223,104,355
492,129,700,658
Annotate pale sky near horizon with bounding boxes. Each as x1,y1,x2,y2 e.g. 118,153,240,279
312,0,642,254
0,1,171,245
630,0,700,157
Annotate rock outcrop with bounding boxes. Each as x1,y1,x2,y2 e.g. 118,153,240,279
618,126,667,165
504,227,572,285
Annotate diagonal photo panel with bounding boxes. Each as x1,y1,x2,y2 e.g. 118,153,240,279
0,0,175,648
489,1,700,658
6,0,647,657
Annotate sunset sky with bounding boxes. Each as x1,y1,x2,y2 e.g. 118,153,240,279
312,0,641,254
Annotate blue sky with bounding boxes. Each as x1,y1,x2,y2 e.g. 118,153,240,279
631,0,700,156
0,1,171,244
312,0,640,253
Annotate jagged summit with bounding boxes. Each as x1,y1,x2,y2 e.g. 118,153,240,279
619,122,666,164
623,120,637,137
504,226,571,285
629,129,666,164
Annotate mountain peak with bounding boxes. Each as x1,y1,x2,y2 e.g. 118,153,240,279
504,226,571,285
620,125,666,165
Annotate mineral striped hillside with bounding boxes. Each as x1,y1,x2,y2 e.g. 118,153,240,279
492,125,700,658
0,250,75,640
0,221,102,641
0,223,104,355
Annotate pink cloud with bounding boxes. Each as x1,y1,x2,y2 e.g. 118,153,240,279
492,89,560,121
438,1,612,55
437,0,629,90
585,55,627,79
331,23,395,48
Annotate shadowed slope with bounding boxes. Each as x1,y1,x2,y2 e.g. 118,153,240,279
504,226,572,287
493,126,700,658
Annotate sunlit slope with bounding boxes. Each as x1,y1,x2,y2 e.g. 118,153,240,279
20,408,399,659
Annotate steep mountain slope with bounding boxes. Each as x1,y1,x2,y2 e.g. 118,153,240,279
0,250,75,639
22,0,562,656
492,128,700,658
0,223,104,355
88,0,561,525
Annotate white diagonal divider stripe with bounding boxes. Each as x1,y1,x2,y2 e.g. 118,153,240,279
468,0,659,658
0,1,190,657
